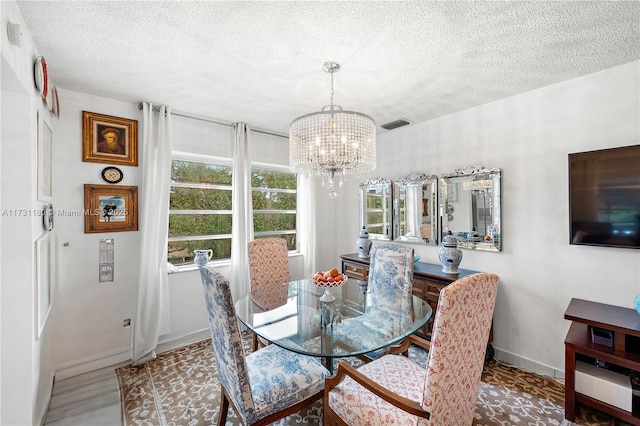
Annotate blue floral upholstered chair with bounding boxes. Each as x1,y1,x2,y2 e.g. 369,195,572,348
366,242,415,315
333,242,415,361
324,272,500,426
198,265,330,425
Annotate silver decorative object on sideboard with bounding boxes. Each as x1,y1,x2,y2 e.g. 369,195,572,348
440,166,501,252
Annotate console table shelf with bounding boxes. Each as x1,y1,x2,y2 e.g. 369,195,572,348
564,298,640,425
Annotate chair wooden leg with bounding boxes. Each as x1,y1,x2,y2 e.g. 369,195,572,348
323,386,331,425
324,366,349,426
323,403,347,426
218,389,229,426
252,333,271,351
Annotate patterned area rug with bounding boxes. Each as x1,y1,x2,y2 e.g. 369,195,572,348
116,334,625,425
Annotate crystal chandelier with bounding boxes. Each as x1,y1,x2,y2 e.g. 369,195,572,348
289,62,377,198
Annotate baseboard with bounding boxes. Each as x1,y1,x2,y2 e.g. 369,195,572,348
53,329,211,381
494,347,565,380
156,328,210,354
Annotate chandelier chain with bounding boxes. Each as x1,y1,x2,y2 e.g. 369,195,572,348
330,70,334,107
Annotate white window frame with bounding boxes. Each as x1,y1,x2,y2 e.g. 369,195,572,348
167,154,301,268
168,151,233,266
250,161,299,252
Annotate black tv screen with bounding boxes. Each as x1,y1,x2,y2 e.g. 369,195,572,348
569,144,640,249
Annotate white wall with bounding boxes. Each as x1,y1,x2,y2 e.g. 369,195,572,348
324,61,640,375
51,90,142,377
1,1,57,423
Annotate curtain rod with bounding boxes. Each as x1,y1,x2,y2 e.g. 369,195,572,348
137,102,288,139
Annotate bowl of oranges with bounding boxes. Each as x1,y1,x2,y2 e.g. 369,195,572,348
311,268,347,302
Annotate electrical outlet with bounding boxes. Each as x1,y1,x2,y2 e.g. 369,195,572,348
123,318,131,327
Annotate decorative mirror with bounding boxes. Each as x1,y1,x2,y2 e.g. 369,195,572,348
440,166,501,251
393,173,439,245
360,178,392,240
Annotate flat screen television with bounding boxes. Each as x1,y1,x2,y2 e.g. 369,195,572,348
569,144,640,249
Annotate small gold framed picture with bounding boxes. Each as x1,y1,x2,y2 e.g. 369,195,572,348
84,184,138,233
82,111,138,166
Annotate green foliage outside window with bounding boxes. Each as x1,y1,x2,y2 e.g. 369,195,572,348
251,169,297,190
251,168,297,250
168,214,232,237
168,160,298,266
168,160,233,265
170,187,232,210
172,161,232,185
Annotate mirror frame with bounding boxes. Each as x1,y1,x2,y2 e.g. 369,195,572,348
393,173,439,245
359,178,392,240
440,165,501,252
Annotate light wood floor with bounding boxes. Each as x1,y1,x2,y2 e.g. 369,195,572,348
44,365,122,426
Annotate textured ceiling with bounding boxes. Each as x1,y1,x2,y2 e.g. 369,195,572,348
16,1,640,135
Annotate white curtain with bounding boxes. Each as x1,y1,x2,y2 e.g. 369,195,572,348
229,123,254,302
132,103,172,364
298,173,317,276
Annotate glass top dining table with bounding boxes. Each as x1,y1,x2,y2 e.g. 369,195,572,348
235,278,432,373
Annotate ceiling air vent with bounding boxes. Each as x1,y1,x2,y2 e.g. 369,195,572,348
381,119,411,131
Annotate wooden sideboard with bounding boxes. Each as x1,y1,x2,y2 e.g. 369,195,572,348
564,298,640,424
340,253,494,359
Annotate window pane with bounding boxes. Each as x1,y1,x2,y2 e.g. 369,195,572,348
251,169,297,190
169,214,232,237
250,168,297,253
170,187,232,210
168,238,232,265
172,160,232,185
251,191,297,210
169,157,236,265
253,213,296,233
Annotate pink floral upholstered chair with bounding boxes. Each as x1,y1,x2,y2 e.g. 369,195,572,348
247,238,290,349
324,272,500,426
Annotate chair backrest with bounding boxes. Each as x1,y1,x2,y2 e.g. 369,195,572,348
248,238,290,309
367,242,414,311
199,266,254,420
422,272,500,425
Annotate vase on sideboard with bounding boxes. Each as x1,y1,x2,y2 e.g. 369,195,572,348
438,231,462,274
357,226,372,258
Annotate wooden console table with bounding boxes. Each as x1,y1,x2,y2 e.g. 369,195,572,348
340,253,494,359
564,298,640,424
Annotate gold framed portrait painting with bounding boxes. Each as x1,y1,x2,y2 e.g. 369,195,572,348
82,111,138,166
84,184,138,233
